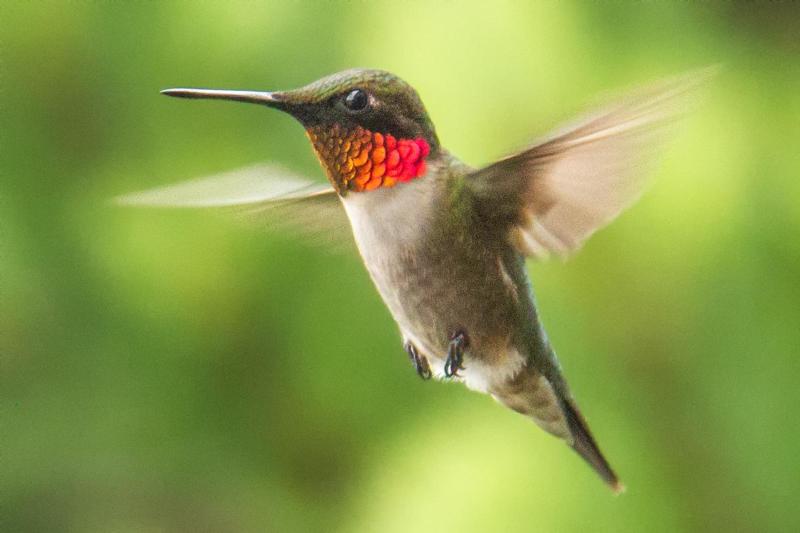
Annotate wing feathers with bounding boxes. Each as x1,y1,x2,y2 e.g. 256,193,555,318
114,164,333,208
115,164,351,248
468,66,717,260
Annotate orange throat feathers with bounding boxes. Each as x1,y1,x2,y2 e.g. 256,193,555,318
307,124,430,193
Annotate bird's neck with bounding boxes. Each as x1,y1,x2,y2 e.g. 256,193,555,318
306,124,431,194
340,152,465,255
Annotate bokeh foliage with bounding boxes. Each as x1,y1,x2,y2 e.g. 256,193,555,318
2,1,799,532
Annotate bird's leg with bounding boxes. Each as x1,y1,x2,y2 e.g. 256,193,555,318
404,341,432,380
444,330,468,378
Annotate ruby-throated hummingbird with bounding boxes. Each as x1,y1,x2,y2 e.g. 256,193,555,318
119,67,714,492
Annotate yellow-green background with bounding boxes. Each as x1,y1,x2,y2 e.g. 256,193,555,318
3,2,798,532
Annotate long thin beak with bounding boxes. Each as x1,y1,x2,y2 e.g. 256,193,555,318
160,88,284,107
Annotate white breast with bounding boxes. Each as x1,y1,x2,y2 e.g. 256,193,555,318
341,178,437,256
340,179,439,348
340,179,526,394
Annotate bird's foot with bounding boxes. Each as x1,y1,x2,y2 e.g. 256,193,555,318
444,330,468,378
405,341,432,380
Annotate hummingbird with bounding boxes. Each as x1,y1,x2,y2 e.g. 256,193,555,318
119,67,713,492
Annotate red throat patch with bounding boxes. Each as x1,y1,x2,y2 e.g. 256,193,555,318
307,124,430,193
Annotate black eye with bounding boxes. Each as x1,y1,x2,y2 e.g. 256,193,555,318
344,89,369,112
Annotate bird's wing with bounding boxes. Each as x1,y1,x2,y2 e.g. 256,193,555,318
115,164,351,248
465,67,716,260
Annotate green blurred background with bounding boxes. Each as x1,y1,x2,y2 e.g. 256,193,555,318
3,1,799,532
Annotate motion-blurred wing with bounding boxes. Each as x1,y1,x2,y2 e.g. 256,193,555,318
116,164,351,247
466,67,716,260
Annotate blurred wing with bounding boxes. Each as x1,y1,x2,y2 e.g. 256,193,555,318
115,164,351,248
466,66,716,260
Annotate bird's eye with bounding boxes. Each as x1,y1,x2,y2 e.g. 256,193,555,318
344,89,369,112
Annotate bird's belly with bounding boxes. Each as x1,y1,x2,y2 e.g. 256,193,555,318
342,180,529,390
361,236,525,383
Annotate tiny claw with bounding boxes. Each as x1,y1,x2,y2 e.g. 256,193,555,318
417,358,432,380
444,330,468,378
405,341,432,381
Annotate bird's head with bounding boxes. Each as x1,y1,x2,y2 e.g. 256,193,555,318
162,69,439,195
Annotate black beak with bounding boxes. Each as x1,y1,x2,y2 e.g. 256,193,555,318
160,88,285,108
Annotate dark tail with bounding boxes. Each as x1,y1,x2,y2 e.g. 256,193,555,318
559,396,624,493
491,361,623,492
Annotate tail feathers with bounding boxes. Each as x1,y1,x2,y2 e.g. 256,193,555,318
492,365,623,492
559,396,624,493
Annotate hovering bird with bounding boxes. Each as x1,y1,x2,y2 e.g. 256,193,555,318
118,67,713,491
